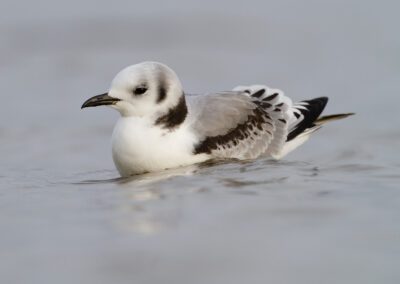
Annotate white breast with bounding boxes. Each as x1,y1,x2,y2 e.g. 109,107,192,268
111,117,209,176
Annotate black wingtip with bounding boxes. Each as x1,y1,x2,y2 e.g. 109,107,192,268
287,97,329,141
303,97,329,109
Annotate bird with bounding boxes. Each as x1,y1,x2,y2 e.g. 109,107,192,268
82,61,353,177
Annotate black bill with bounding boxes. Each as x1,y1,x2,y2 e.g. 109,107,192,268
81,93,120,109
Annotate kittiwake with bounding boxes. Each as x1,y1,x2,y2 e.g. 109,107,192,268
81,61,353,176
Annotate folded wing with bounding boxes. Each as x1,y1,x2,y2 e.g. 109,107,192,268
187,85,292,159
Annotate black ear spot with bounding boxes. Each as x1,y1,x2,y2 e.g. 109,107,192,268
133,87,147,95
157,86,167,103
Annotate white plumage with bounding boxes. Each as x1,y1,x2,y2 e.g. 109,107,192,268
82,61,353,176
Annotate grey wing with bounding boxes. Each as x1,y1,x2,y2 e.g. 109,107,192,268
187,85,295,159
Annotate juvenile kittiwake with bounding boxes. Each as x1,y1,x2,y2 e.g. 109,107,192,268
82,61,353,177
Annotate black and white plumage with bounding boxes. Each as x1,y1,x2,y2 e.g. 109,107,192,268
82,62,353,176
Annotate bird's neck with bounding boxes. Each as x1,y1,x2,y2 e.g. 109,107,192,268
154,94,188,130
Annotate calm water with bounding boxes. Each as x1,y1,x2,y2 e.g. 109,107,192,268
1,1,400,283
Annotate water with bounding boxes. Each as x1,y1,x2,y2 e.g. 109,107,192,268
1,1,400,283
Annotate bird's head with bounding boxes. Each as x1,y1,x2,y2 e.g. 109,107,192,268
81,62,184,118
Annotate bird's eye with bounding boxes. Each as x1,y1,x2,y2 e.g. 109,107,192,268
133,87,147,95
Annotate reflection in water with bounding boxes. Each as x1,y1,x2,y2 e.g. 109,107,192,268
71,157,397,235
116,186,183,234
126,190,162,201
220,176,289,187
74,163,201,186
112,163,215,234
73,158,318,234
75,158,238,188
220,178,260,187
111,158,302,234
118,163,200,188
74,164,208,234
107,158,292,234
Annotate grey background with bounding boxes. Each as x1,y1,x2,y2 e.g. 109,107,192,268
1,0,399,283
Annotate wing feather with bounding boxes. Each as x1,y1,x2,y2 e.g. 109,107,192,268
187,85,294,159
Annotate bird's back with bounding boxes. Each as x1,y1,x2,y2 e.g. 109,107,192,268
186,85,351,160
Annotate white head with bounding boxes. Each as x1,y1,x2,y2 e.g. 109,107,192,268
82,62,185,119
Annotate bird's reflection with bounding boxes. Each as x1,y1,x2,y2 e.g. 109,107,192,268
118,163,200,188
76,160,236,234
76,158,235,187
75,158,284,234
